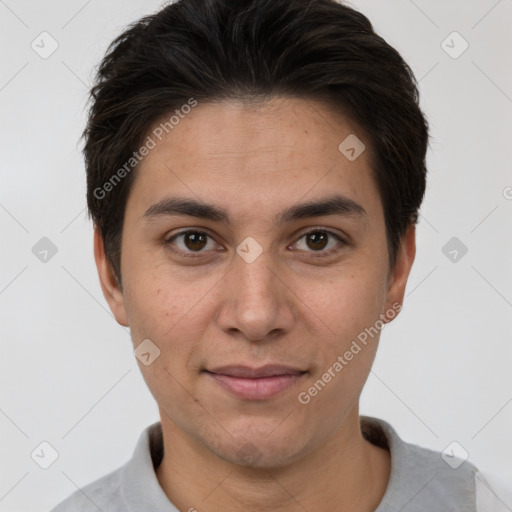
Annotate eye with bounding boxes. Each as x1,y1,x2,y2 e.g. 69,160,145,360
164,228,346,259
292,229,346,256
164,230,219,257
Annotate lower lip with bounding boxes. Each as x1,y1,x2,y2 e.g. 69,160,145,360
206,372,306,400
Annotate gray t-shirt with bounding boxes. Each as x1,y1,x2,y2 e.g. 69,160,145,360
50,415,490,511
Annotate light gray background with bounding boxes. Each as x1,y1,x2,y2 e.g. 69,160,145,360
1,0,511,510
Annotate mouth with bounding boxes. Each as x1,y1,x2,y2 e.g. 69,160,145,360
204,365,307,400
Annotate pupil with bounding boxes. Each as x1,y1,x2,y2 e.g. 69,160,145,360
186,232,206,251
307,232,327,251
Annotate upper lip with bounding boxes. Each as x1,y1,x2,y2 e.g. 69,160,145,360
206,365,306,378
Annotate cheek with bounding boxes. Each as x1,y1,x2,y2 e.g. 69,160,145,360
299,343,377,434
297,277,385,415
122,269,210,414
121,263,223,399
121,253,209,341
305,268,388,349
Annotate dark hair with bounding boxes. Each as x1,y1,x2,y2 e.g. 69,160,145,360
84,0,429,286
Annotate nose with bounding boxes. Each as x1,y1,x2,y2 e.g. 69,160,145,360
215,246,295,342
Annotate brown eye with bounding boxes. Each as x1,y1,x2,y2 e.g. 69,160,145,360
305,231,329,251
293,229,345,255
165,230,217,256
183,231,208,251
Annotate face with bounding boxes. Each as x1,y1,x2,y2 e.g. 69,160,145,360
96,97,415,468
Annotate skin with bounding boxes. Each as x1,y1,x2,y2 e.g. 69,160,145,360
95,97,416,511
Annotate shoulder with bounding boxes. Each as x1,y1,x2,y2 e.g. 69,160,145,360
49,422,165,512
362,416,480,511
49,464,126,512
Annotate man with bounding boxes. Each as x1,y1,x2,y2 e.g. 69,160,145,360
51,0,504,510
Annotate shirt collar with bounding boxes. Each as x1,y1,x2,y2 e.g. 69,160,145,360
118,416,411,510
119,420,177,510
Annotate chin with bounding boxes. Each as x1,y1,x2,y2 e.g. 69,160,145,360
206,420,313,469
220,441,307,469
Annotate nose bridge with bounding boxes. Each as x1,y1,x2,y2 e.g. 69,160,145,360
233,242,280,307
216,240,293,340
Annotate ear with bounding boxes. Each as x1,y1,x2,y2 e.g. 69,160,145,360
382,224,416,322
93,226,129,327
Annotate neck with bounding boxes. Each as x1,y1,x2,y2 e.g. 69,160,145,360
155,408,391,512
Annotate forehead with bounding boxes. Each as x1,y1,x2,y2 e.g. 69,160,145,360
126,97,381,223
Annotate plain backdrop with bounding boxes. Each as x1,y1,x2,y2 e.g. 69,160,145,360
1,0,511,510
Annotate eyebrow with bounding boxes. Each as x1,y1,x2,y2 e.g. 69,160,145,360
142,194,366,225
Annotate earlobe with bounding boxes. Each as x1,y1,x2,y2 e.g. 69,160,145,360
93,227,129,327
383,224,416,322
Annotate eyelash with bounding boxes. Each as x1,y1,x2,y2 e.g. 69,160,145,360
163,229,347,259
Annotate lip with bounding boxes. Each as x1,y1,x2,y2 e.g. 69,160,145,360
205,365,307,400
